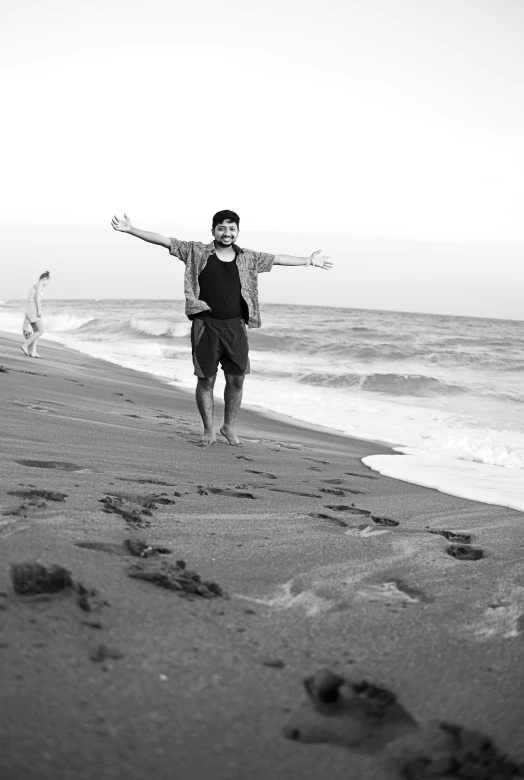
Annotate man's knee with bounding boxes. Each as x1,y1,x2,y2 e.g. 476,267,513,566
197,375,216,392
225,373,245,390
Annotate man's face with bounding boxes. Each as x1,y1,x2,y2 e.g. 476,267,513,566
212,220,239,247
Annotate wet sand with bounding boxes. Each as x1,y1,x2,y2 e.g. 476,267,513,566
1,330,523,780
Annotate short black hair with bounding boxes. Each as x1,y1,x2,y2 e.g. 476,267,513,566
212,210,240,230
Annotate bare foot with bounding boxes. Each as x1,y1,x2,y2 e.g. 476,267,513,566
20,345,30,357
200,429,217,445
220,425,242,446
31,353,42,359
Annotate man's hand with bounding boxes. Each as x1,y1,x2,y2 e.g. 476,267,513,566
111,213,133,232
309,250,333,270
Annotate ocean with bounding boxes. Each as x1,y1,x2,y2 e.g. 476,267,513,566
2,299,524,512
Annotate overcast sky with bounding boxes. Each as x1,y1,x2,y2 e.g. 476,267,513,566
2,0,523,317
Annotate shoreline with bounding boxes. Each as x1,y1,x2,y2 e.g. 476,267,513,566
1,330,523,779
29,331,524,513
39,330,401,452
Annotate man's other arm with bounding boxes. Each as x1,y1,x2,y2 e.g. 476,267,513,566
111,214,170,248
273,249,333,270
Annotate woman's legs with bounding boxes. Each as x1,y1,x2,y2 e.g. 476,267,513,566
23,320,44,357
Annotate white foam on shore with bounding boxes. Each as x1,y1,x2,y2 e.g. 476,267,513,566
362,453,524,513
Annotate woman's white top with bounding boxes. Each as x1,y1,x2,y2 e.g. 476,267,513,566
25,284,44,320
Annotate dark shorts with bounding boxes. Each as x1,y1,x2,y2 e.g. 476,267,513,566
191,316,250,378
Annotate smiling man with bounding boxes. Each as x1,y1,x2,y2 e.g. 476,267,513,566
111,210,333,446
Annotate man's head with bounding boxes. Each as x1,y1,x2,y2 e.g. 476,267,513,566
211,210,240,248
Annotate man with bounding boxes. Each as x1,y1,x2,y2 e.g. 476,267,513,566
111,209,333,446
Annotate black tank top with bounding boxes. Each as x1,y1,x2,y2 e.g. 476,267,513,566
197,253,248,320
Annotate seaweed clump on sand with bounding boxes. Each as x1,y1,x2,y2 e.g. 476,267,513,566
11,562,73,594
127,559,226,598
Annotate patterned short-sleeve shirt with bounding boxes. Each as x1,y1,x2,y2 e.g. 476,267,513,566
169,239,275,328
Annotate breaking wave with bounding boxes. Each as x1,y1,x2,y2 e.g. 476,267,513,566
297,372,466,397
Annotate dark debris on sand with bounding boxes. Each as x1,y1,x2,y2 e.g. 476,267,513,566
127,559,226,598
75,583,101,612
446,544,483,561
99,495,152,527
0,365,9,373
372,516,400,528
90,644,124,663
138,493,176,507
124,539,172,558
402,722,524,779
429,529,472,544
11,562,73,595
11,562,103,613
7,489,67,502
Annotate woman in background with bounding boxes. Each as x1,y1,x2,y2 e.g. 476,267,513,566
21,271,50,358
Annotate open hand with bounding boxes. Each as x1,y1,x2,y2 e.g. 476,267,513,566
310,250,333,270
111,213,133,232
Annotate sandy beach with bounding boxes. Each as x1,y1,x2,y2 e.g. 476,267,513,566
1,329,523,780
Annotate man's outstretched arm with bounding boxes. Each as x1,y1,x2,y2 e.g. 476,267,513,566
273,249,333,270
111,214,171,248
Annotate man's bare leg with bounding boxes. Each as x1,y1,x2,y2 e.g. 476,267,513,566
196,375,217,444
220,373,244,446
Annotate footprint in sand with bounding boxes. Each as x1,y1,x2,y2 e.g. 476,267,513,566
284,670,523,778
268,487,322,498
303,458,330,465
446,544,483,561
99,495,152,527
308,512,348,528
127,558,226,598
323,505,399,528
7,489,67,502
320,485,366,496
372,516,399,528
197,485,256,499
284,669,417,750
116,477,178,487
428,528,472,544
246,469,277,479
16,460,89,472
324,505,371,515
76,540,172,558
235,454,253,462
90,645,124,663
